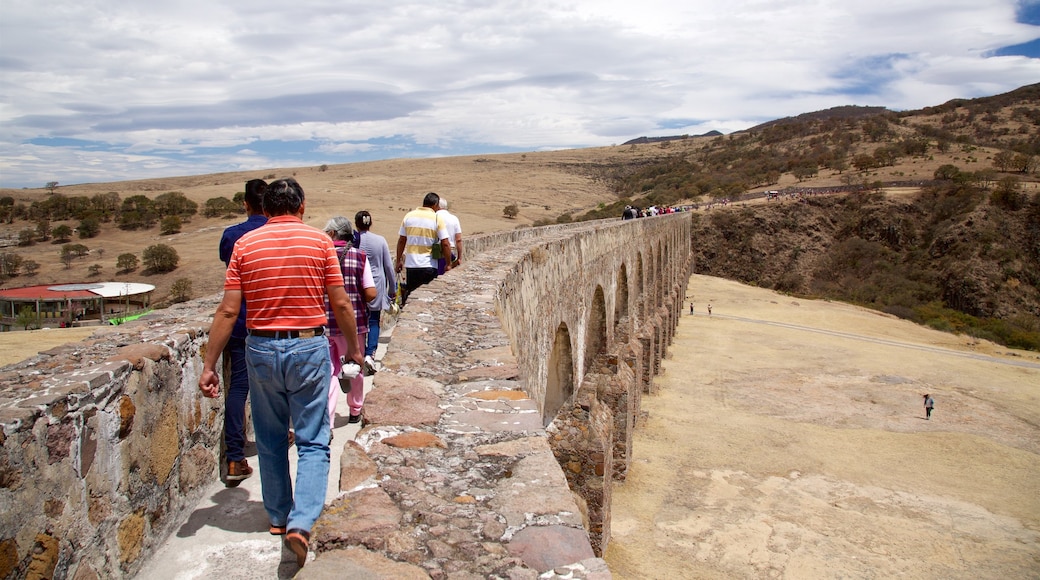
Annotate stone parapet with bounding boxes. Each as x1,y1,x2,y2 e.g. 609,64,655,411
0,299,223,579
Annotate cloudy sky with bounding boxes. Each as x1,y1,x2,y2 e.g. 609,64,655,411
1,0,1038,189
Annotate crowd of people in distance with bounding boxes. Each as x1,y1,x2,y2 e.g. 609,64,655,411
199,179,462,569
621,204,693,219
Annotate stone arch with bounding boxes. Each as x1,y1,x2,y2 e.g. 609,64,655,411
636,253,645,323
584,285,607,373
544,322,574,426
614,263,629,336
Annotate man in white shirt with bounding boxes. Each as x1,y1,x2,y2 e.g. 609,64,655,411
435,197,463,274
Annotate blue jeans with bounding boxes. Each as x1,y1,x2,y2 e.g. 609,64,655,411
245,334,331,532
365,309,381,358
224,337,250,462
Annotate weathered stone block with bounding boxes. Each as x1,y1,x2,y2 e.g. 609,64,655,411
313,487,403,551
25,533,59,580
300,547,430,580
339,440,378,492
506,525,595,574
365,374,443,427
117,511,145,564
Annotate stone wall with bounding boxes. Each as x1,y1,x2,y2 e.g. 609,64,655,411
0,214,692,579
0,301,222,579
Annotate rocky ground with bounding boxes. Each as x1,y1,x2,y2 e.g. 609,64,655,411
604,275,1040,579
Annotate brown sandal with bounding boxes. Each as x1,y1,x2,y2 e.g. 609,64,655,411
269,524,286,535
284,528,310,567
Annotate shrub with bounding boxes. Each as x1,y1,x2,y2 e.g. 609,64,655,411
142,244,179,273
78,216,100,238
116,253,138,273
160,215,182,235
170,278,193,303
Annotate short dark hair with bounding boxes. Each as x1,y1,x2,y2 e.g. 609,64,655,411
244,179,267,212
263,178,305,216
355,210,372,231
422,192,440,208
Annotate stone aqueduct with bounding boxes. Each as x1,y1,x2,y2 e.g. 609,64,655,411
0,213,692,578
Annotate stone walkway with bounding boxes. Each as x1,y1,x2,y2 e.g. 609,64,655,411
136,317,610,579
135,343,384,579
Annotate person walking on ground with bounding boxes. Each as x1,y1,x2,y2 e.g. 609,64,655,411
217,178,267,485
690,302,694,315
923,393,935,420
435,197,463,274
707,304,712,316
395,192,451,306
198,178,363,569
354,210,396,374
324,216,376,425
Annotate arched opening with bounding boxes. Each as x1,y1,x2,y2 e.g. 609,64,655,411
636,254,645,323
544,323,574,426
585,285,607,374
615,265,629,322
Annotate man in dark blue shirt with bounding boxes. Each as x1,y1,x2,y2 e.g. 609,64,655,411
218,178,268,484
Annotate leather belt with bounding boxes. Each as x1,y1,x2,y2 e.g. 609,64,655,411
248,327,325,339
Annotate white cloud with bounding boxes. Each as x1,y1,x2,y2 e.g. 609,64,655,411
1,0,1038,188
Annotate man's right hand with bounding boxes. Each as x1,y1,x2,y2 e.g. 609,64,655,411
198,369,220,398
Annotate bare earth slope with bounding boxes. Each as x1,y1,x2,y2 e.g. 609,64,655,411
604,275,1040,579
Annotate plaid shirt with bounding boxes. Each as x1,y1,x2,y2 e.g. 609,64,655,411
326,242,368,337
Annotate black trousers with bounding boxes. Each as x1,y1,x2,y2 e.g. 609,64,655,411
401,267,438,306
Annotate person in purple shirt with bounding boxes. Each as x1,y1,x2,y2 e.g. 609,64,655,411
217,178,268,484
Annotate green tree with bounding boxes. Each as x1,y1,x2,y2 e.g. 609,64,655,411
90,192,121,222
142,244,179,273
203,196,241,218
160,215,182,235
934,164,962,181
36,219,51,241
88,263,103,277
52,224,73,242
16,305,40,330
154,191,198,218
991,176,1024,210
852,154,875,172
170,278,193,303
78,216,101,238
118,195,158,230
22,259,40,277
18,229,35,246
45,181,59,194
503,204,519,219
993,150,1015,172
117,253,139,273
60,243,87,269
1,253,24,278
1012,153,1036,174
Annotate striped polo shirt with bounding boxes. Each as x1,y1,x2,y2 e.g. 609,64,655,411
225,215,344,330
399,206,448,269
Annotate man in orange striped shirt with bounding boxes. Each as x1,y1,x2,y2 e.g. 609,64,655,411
198,177,362,569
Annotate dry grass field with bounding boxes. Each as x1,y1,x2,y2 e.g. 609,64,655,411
605,275,1040,579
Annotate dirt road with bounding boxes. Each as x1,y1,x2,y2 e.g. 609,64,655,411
604,275,1040,579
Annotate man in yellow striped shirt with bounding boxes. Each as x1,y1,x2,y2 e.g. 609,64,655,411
395,191,451,306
